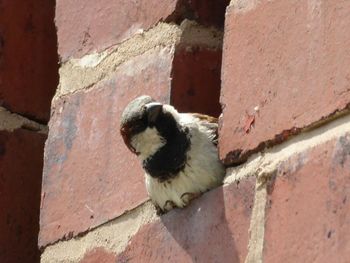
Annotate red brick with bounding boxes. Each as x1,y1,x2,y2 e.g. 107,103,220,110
80,248,116,263
264,134,350,263
171,48,222,117
0,129,46,263
219,0,350,165
116,178,255,263
0,0,58,122
55,0,229,61
55,0,176,60
39,48,174,247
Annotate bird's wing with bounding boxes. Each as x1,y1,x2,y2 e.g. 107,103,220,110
190,113,219,146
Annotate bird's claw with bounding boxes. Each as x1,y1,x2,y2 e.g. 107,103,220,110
181,192,201,206
155,200,176,215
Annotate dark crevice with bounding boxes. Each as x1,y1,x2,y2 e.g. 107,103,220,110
165,0,231,28
223,127,302,167
20,123,45,133
168,0,230,118
1,105,48,127
17,112,49,126
170,46,223,118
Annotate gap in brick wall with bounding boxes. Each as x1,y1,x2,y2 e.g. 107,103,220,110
168,0,230,28
169,1,229,118
170,46,223,118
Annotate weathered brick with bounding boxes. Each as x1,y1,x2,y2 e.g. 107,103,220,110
116,178,255,263
39,48,174,247
41,37,225,246
0,129,46,263
55,0,176,61
0,0,58,122
56,0,229,61
264,133,350,262
219,0,350,165
171,48,222,117
80,248,116,263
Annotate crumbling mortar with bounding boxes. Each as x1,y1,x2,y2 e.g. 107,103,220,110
238,109,350,256
39,199,153,250
225,109,350,187
55,20,223,101
40,201,157,262
0,106,48,134
244,178,267,263
231,114,350,263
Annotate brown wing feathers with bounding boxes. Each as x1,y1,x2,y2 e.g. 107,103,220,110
191,113,219,145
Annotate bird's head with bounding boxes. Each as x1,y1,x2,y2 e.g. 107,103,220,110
120,95,179,160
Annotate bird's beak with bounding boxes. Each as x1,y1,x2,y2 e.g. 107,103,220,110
120,126,138,154
145,102,162,124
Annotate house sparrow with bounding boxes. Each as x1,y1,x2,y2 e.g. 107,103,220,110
120,95,225,213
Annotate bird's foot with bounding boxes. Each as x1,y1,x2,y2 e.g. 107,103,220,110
181,192,202,206
155,205,164,216
155,200,176,215
163,200,176,212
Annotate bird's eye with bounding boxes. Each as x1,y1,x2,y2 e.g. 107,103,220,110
131,120,146,133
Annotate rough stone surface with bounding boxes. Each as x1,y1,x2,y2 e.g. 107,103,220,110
55,0,178,61
219,0,350,165
116,179,255,263
0,0,58,123
40,202,157,263
224,114,350,186
55,0,229,61
0,129,46,263
80,248,116,263
264,134,350,263
56,20,223,98
171,48,222,117
39,47,174,247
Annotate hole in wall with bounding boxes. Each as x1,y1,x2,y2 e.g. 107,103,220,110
168,0,231,28
171,46,223,118
169,1,230,119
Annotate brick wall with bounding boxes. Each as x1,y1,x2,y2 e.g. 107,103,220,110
0,0,58,262
40,0,350,262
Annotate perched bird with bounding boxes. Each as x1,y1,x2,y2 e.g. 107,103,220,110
120,95,225,213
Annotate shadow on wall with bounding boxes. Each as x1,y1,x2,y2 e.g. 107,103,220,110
160,187,239,262
116,186,244,262
0,0,58,262
0,0,58,123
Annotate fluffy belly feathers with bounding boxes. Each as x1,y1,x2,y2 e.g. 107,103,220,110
145,130,225,211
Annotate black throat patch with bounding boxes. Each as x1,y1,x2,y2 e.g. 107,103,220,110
142,112,191,182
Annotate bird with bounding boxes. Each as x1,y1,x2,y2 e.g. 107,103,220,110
120,95,225,214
